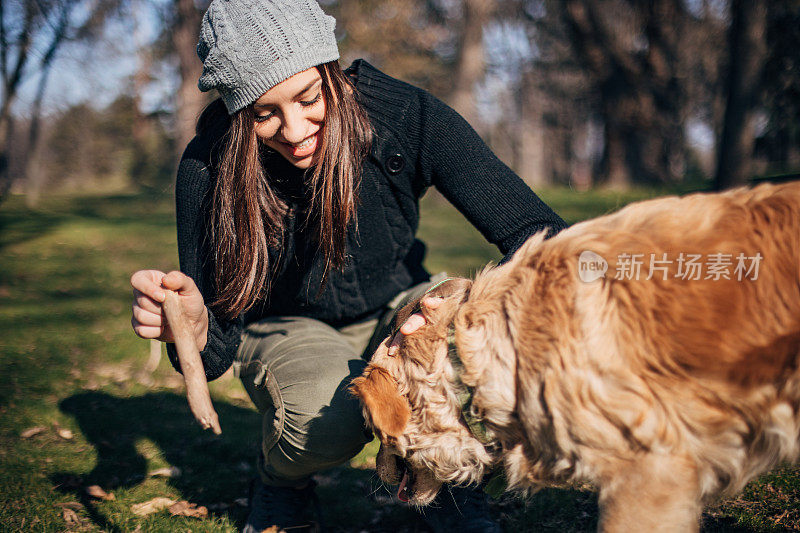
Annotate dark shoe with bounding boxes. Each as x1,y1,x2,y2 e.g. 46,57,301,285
420,484,501,533
242,477,320,533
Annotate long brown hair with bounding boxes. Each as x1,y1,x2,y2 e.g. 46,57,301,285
205,61,372,319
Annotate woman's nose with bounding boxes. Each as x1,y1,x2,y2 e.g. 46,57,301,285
280,108,308,144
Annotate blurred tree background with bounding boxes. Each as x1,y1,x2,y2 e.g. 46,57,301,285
1,0,798,205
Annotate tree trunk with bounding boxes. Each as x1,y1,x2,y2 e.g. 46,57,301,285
514,71,551,188
448,0,493,132
570,119,594,191
0,2,34,202
517,119,549,188
172,0,205,158
713,0,767,190
21,4,71,206
605,121,632,189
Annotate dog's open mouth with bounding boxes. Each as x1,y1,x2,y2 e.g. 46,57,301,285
395,455,415,502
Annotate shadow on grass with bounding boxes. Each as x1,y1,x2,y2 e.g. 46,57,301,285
51,390,423,532
0,192,174,252
55,193,176,228
0,209,67,251
46,390,602,532
53,391,260,530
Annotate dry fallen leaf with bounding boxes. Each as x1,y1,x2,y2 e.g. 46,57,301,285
147,466,182,478
57,428,74,440
21,426,47,438
772,510,790,524
131,497,176,516
62,508,80,526
168,500,208,519
58,501,84,511
85,485,115,501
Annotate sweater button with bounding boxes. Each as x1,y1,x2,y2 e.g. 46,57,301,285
386,154,405,174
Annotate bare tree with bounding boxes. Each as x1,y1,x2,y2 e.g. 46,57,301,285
330,0,451,92
552,0,727,188
448,0,493,130
713,0,768,190
559,0,678,187
171,0,207,157
21,0,72,204
758,0,800,172
515,1,597,187
0,0,37,200
0,0,124,202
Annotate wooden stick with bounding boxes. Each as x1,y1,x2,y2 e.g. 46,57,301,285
162,289,222,435
145,339,162,373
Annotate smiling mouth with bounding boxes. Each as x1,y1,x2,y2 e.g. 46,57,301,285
280,132,318,159
396,455,415,502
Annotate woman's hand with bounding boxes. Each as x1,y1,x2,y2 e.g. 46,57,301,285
130,270,209,351
387,295,443,356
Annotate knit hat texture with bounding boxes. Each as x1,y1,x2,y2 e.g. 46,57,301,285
197,0,339,114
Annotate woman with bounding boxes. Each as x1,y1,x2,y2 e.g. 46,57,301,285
130,0,566,531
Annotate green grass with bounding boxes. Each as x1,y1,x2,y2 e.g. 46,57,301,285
1,187,798,532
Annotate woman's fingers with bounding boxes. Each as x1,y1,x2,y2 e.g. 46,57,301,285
131,269,170,341
162,270,199,295
131,302,168,339
388,295,446,356
398,296,444,335
132,304,162,327
131,270,166,302
399,313,426,335
131,314,163,339
134,292,162,315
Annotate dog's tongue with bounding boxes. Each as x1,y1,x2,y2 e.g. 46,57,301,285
397,471,410,502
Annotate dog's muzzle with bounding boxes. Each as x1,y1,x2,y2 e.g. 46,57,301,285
396,455,415,502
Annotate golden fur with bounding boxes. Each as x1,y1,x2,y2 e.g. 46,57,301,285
351,181,800,532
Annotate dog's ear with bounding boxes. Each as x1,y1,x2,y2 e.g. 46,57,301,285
425,278,473,301
350,366,410,438
394,278,473,328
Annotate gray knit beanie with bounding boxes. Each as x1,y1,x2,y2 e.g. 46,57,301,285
197,0,339,114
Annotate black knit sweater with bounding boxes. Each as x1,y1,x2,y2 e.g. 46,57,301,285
168,59,567,380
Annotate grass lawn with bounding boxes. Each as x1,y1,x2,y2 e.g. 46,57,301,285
1,186,798,532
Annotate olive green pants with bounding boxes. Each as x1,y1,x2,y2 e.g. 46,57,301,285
233,274,446,487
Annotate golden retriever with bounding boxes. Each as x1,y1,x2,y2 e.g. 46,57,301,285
351,181,800,532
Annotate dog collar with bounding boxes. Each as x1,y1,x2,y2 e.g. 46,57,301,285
446,324,492,445
447,323,507,498
425,276,454,295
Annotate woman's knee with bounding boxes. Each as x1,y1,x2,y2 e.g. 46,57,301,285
237,316,362,409
261,356,372,481
276,349,370,451
237,316,372,480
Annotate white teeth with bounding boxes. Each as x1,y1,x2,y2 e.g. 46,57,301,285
294,136,314,149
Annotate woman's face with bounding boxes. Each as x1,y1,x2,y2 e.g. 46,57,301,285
253,67,326,169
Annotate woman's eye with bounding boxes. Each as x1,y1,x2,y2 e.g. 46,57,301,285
254,112,275,123
300,93,321,107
